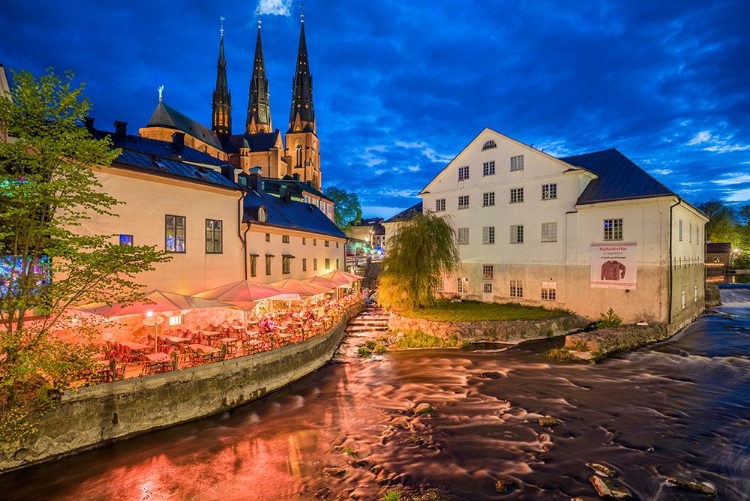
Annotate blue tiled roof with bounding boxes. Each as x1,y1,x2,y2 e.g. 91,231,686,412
145,101,224,150
561,149,674,205
98,131,228,168
223,131,280,153
243,189,346,239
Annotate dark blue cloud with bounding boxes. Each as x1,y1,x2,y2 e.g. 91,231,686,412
1,0,748,217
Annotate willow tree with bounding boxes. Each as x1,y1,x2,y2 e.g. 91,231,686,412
377,211,460,310
0,68,167,448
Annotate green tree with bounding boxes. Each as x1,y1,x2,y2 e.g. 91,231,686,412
324,186,362,231
0,68,168,448
377,211,460,310
698,199,737,243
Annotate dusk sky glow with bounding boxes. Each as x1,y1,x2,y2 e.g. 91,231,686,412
1,0,749,218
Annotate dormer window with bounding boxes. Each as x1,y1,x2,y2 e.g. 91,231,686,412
257,206,267,223
482,140,497,151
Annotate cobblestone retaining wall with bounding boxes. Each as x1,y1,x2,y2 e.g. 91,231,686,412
0,304,362,473
388,312,589,343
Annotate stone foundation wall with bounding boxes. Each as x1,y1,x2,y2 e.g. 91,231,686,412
388,312,589,343
0,304,363,473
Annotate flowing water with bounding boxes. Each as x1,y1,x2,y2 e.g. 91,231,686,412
2,293,749,500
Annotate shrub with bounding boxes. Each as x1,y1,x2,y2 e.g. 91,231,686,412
383,490,401,501
597,308,623,328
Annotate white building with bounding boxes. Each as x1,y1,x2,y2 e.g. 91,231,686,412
420,128,707,328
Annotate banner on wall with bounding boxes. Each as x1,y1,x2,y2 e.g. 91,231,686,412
590,242,637,289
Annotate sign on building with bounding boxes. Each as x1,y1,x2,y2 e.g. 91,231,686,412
590,242,637,289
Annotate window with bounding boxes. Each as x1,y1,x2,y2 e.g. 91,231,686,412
541,281,556,300
689,222,692,243
205,219,222,253
482,226,495,244
325,258,330,270
250,255,258,277
325,240,330,247
678,220,683,241
313,258,318,271
603,219,623,241
483,265,494,280
336,258,340,269
265,233,271,242
458,227,469,245
313,239,317,246
510,279,523,298
336,242,340,248
303,237,306,245
694,283,698,303
458,166,470,181
282,235,290,244
483,192,495,207
541,222,557,242
542,183,557,200
510,225,524,244
436,198,446,212
168,314,183,326
165,215,186,253
457,278,468,293
483,282,493,294
302,258,307,272
510,155,524,172
510,188,524,203
681,288,686,309
282,256,292,274
119,234,133,247
458,195,469,209
265,255,273,275
435,280,444,293
482,139,497,151
483,161,495,176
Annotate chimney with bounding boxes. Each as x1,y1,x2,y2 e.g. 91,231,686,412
248,166,263,195
172,131,185,149
113,120,127,137
84,117,95,133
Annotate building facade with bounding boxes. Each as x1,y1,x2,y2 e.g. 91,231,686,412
420,129,707,327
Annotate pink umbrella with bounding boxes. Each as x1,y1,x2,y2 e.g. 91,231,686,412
192,280,300,309
270,278,333,297
319,269,364,285
305,276,342,290
79,290,232,317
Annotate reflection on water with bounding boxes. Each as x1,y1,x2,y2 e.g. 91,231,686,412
2,294,750,500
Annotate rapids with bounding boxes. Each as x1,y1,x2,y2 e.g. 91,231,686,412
1,291,748,500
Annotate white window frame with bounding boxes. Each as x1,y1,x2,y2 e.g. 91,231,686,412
604,218,623,241
483,161,495,176
483,265,494,280
542,183,557,200
510,155,524,172
458,166,470,181
541,222,557,243
458,227,469,245
541,281,556,300
458,195,469,209
510,279,523,298
510,187,524,204
482,226,495,244
483,192,495,207
510,225,524,244
435,198,446,212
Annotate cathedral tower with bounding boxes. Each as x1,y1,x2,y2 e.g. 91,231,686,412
286,15,321,189
246,19,272,134
212,18,232,138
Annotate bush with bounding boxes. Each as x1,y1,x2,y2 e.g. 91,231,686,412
597,308,623,328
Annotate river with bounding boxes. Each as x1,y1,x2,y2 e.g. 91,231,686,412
1,291,749,500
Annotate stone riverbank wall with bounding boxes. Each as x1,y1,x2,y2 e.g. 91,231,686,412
0,303,363,473
388,312,589,343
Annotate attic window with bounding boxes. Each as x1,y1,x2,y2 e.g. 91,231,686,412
258,207,267,223
482,140,497,151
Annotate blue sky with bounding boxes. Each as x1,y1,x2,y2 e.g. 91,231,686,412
1,0,749,219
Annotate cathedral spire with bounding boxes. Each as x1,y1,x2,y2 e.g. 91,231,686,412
246,17,272,134
212,16,232,138
288,15,315,134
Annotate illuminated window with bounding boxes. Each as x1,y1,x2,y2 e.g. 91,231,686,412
169,314,183,326
457,278,468,293
165,215,186,253
604,219,623,241
510,188,524,203
325,258,330,269
205,219,222,254
541,281,556,300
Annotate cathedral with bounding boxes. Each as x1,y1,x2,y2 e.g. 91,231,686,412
138,16,322,192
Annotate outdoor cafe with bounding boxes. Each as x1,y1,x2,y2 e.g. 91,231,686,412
71,270,364,384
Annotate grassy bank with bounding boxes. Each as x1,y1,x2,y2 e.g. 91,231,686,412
396,300,570,322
